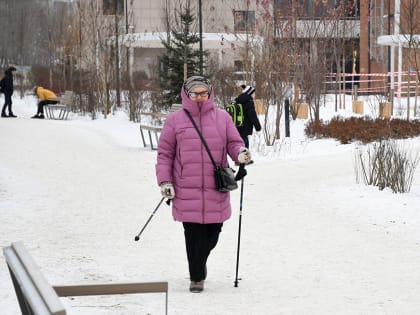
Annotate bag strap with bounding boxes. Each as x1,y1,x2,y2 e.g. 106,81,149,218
183,109,218,169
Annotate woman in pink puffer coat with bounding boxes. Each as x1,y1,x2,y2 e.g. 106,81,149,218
156,76,251,293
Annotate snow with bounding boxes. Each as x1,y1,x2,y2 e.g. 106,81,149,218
1,94,420,315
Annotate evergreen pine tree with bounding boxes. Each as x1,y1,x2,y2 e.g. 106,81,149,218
158,1,205,109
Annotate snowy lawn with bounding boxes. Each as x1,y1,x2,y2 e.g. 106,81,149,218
1,95,420,314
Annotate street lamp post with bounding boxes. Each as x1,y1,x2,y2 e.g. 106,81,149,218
387,0,394,113
125,0,132,117
125,0,128,34
47,0,53,89
395,0,402,111
115,0,121,108
125,0,130,69
198,0,203,76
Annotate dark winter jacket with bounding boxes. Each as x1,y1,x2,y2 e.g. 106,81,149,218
235,93,262,138
0,67,15,96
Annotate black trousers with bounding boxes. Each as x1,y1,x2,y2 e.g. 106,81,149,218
37,100,58,114
2,94,12,114
183,222,223,282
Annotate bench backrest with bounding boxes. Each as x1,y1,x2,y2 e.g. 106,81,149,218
60,91,74,106
4,242,169,314
169,103,182,112
3,241,66,315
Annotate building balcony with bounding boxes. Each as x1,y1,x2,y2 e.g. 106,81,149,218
274,19,360,39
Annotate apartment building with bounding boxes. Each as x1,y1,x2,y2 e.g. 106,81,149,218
114,1,364,86
2,0,414,96
113,0,260,81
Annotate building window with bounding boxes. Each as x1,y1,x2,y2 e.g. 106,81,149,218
234,60,245,81
274,0,359,19
343,0,360,18
103,0,123,15
234,11,255,32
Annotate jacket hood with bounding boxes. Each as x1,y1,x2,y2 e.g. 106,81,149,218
180,83,215,116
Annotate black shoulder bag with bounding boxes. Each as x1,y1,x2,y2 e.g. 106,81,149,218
184,109,238,192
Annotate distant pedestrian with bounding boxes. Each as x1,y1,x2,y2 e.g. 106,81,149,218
32,86,59,119
0,66,17,118
235,84,262,149
156,76,250,293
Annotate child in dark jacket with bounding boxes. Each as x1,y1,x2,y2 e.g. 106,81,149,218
0,66,17,118
235,85,262,148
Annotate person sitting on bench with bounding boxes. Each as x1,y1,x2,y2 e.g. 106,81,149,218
32,86,59,119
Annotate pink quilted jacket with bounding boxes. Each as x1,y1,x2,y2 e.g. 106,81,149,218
156,85,245,224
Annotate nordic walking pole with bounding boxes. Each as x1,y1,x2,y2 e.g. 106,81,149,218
234,177,245,287
134,197,168,242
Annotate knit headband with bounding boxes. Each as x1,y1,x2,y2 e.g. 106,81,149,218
184,76,212,95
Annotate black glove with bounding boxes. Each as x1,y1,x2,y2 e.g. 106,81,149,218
234,163,247,181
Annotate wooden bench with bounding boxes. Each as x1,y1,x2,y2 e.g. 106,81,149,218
44,91,73,120
139,104,182,150
3,241,168,315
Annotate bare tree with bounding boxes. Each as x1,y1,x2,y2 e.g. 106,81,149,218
67,0,119,118
218,1,360,146
277,1,358,123
0,0,48,66
207,57,238,106
399,0,420,118
222,1,289,145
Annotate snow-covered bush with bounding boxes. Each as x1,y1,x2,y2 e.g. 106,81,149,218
355,140,419,193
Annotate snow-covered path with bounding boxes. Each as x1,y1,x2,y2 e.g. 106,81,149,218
1,112,420,315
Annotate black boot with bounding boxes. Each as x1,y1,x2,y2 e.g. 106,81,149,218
1,112,8,118
31,113,45,119
8,112,17,118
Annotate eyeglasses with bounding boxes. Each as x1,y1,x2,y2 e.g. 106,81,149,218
189,91,209,99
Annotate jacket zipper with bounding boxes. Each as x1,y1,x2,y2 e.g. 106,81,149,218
199,103,205,224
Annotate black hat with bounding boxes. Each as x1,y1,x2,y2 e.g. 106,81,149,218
241,84,255,95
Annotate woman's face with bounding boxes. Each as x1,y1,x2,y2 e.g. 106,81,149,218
188,87,209,101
